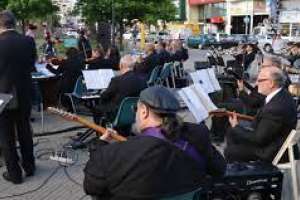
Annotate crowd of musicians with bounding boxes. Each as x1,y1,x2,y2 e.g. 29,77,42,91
0,10,299,199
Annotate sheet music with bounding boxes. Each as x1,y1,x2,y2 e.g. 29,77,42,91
190,69,220,93
207,68,221,91
35,63,56,77
178,83,217,122
83,69,115,89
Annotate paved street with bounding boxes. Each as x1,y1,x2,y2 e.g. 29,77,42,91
0,49,297,200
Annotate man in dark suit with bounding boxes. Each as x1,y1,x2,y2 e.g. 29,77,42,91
135,43,159,78
0,11,37,184
94,55,147,121
225,66,297,162
156,41,172,66
84,86,225,200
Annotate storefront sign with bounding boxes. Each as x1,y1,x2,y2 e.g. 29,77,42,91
229,1,253,15
253,0,267,14
279,10,300,23
189,0,224,5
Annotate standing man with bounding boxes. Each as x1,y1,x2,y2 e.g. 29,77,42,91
0,11,36,184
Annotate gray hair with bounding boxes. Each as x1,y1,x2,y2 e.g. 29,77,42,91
269,67,286,88
263,55,282,68
120,55,136,70
0,10,16,29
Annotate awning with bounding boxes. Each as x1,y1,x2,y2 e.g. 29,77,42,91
189,0,224,5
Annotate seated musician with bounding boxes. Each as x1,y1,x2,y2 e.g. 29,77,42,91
86,46,112,70
84,86,226,200
224,66,297,162
170,40,189,62
155,41,172,66
93,55,147,123
243,44,257,71
135,43,159,78
46,47,85,110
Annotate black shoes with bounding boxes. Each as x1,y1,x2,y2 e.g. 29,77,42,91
2,172,22,184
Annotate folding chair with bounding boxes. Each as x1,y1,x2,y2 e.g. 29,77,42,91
159,63,174,88
147,66,161,86
112,97,139,132
272,129,300,200
64,75,100,113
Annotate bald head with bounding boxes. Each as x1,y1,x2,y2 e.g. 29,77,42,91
119,55,136,73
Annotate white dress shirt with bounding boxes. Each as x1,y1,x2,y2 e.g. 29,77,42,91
265,88,282,104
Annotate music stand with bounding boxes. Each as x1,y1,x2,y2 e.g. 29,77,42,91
272,129,300,200
0,93,13,114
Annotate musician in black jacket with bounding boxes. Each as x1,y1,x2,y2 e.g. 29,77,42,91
84,86,226,200
156,41,172,66
0,11,36,184
225,66,297,162
135,43,159,78
46,47,85,110
94,55,147,121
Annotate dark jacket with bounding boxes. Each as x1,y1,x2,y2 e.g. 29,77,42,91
0,30,36,116
243,51,256,70
47,55,85,93
84,122,225,200
136,52,159,78
96,70,147,118
171,47,189,62
157,49,172,66
87,57,114,70
225,89,297,162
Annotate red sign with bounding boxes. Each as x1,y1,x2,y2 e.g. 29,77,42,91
210,16,224,24
189,0,224,5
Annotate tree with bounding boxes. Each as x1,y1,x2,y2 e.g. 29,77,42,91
75,0,176,47
4,0,59,33
0,0,9,10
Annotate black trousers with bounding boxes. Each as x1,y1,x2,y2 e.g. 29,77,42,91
0,110,35,180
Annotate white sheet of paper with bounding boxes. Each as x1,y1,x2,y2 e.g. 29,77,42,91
83,69,115,89
178,88,208,122
190,70,215,93
192,83,217,112
207,68,221,91
178,83,217,122
35,63,56,77
0,99,3,106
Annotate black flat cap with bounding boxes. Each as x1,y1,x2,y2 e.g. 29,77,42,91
139,86,180,114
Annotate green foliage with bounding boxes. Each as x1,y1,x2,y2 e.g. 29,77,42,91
75,0,177,25
6,0,59,21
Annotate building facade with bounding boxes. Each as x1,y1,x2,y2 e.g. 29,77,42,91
184,0,277,34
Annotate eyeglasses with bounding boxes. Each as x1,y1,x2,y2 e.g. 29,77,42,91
256,78,271,83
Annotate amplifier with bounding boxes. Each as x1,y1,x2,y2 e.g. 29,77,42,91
196,162,283,200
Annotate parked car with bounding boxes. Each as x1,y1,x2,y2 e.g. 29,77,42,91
187,34,217,49
64,30,79,38
256,34,274,52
